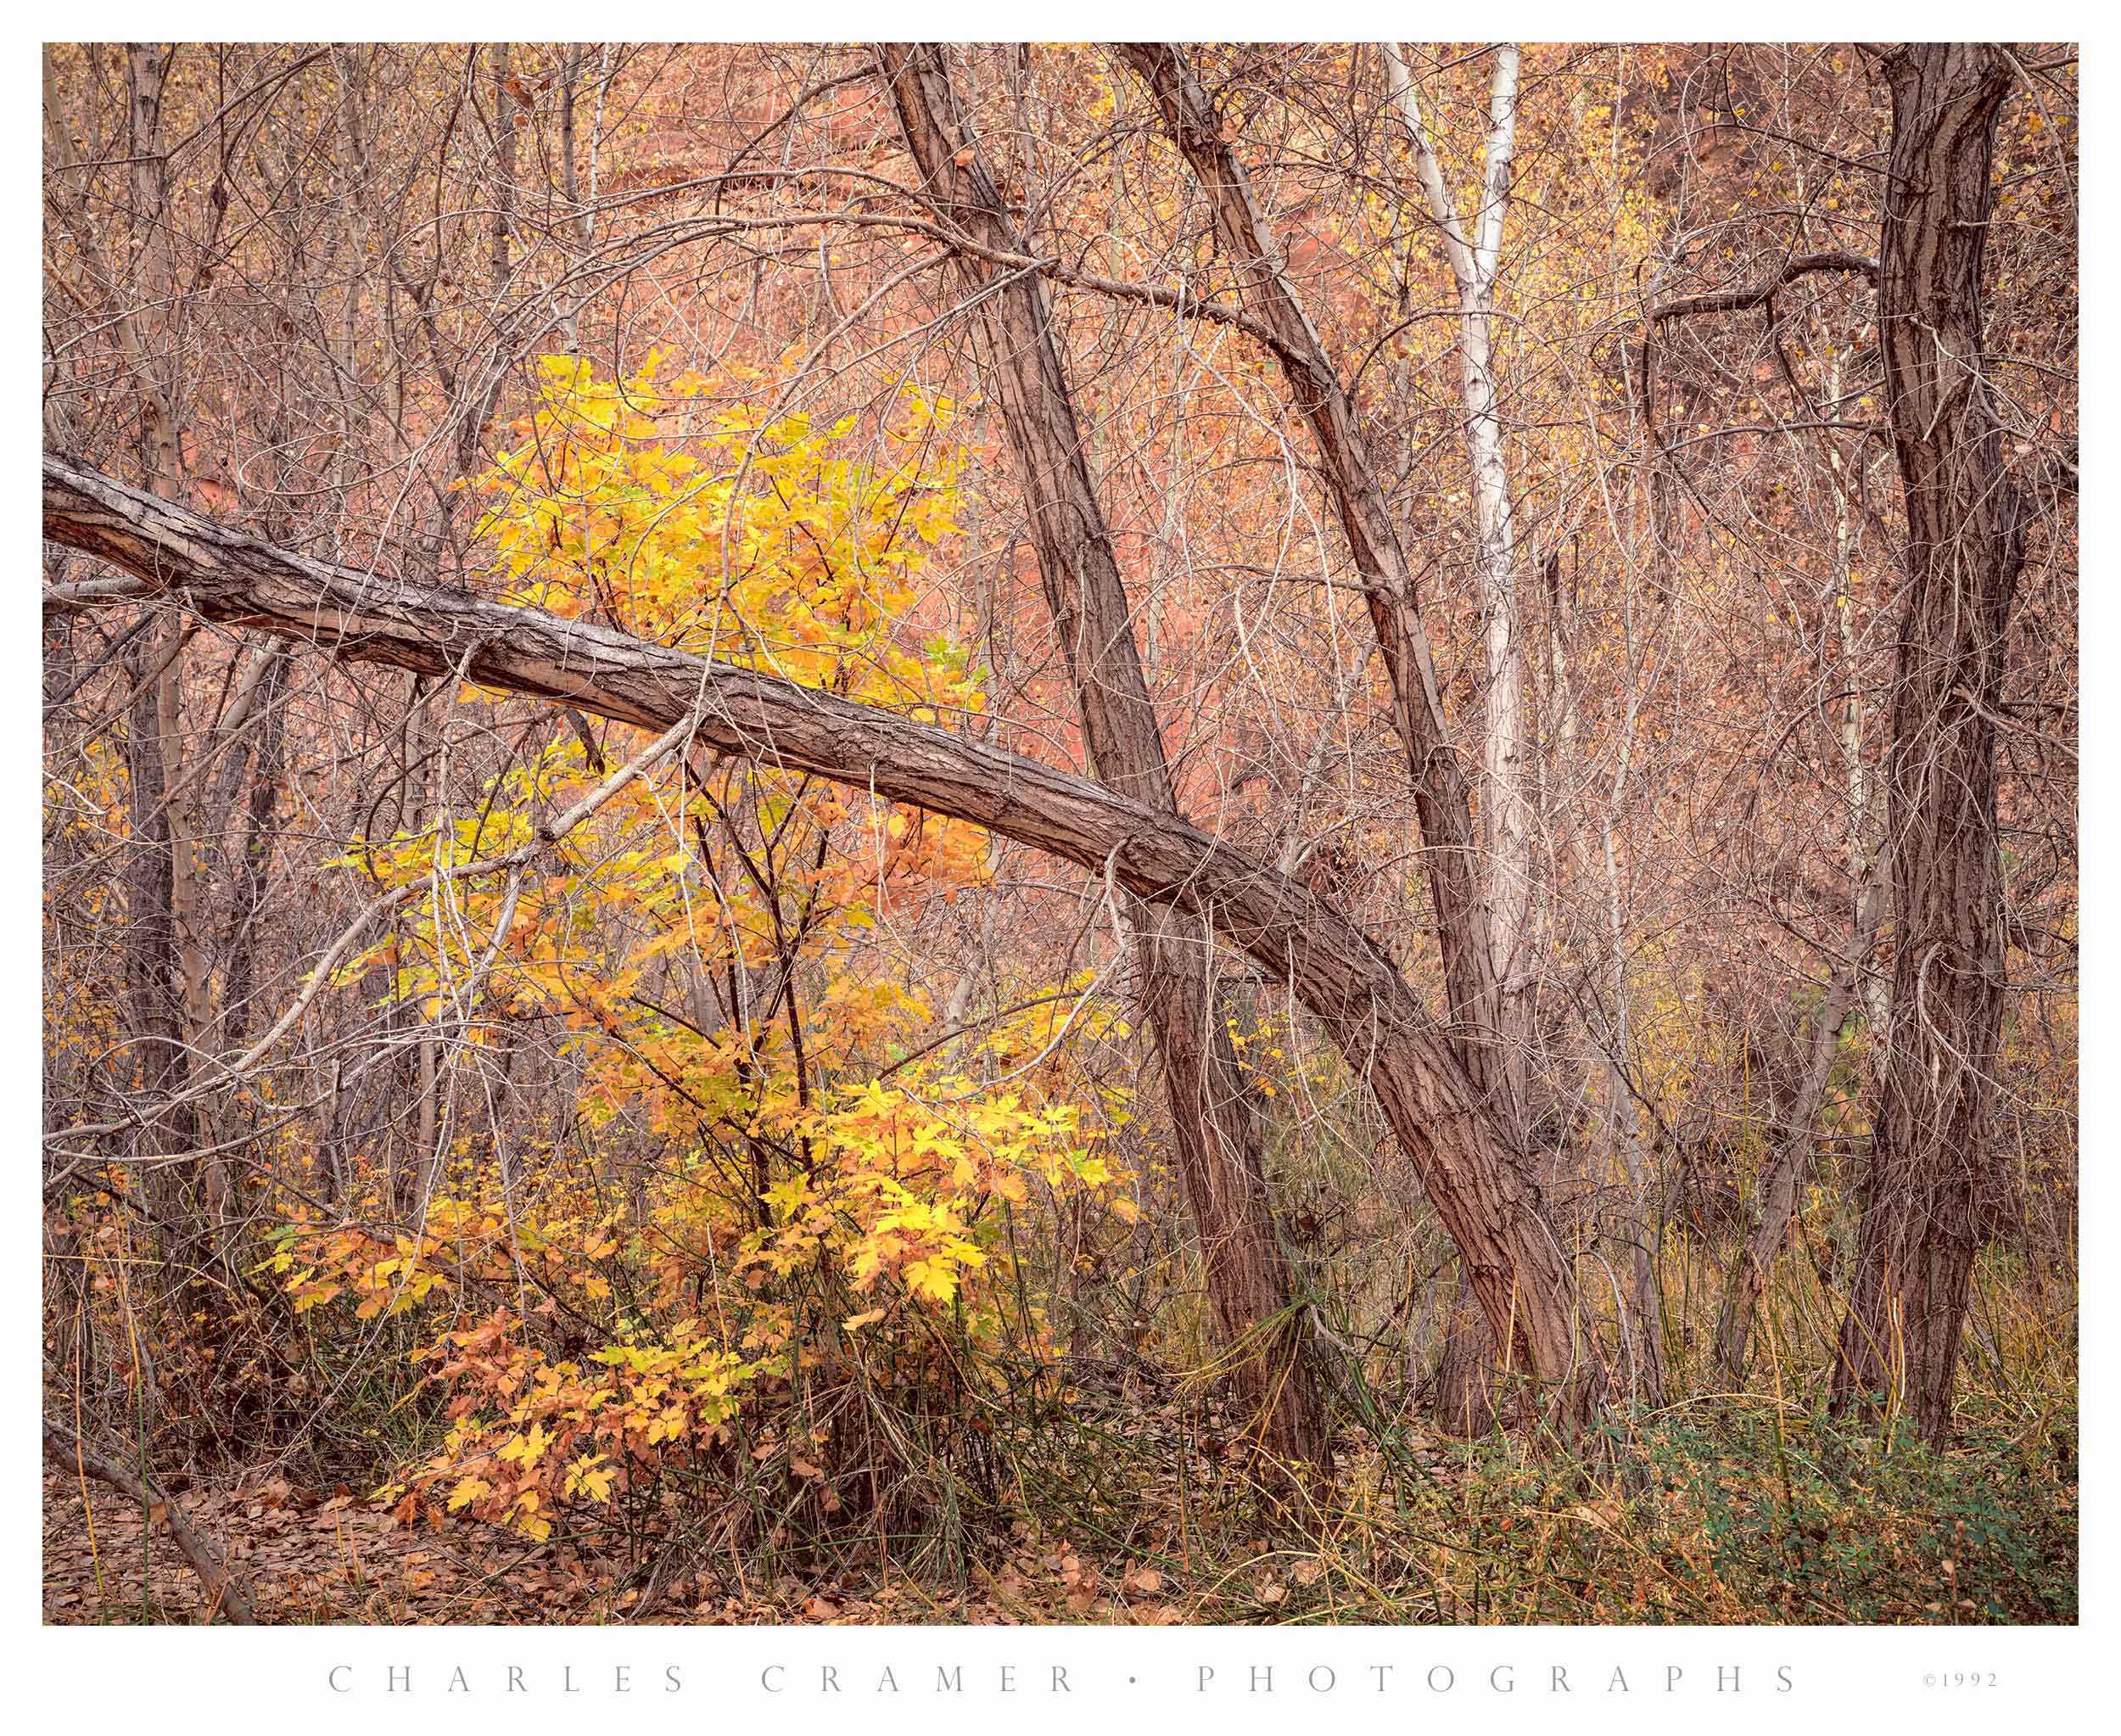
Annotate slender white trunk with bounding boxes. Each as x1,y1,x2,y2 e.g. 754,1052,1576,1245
1385,43,1534,1133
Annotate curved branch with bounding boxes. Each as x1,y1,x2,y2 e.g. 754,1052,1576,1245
49,454,1595,1417
1648,249,1878,323
43,451,1597,1420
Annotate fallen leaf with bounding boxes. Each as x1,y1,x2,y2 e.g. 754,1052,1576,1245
1122,1565,1165,1597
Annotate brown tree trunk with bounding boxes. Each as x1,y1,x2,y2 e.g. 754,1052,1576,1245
1116,44,1557,1431
43,453,1600,1434
120,622,194,1161
217,650,288,1047
117,42,229,1290
880,45,1327,1466
1116,46,1508,1082
1832,44,2028,1446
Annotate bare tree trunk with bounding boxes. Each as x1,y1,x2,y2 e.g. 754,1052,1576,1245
1600,809,1667,1409
1381,43,1542,1431
1383,42,1537,1124
881,44,1326,1466
1115,47,1593,1431
116,42,230,1285
44,453,1602,1434
120,623,194,1164
1832,43,2028,1446
1116,45,1512,1100
1716,911,1875,1381
218,652,288,1048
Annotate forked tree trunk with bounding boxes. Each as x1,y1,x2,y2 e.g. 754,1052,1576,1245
1833,43,2028,1445
880,45,1327,1466
1119,44,1574,1431
1382,42,1546,1431
44,453,1601,1435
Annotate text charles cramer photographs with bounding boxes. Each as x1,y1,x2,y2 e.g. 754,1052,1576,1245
325,1660,1797,1696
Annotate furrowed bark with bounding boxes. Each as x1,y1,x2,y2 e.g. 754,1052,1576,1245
44,451,1595,1431
880,43,1328,1465
1833,44,2029,1445
1113,45,1510,1106
1118,43,1577,1429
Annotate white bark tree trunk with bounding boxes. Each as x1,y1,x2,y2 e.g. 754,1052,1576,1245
1385,42,1536,1134
1384,43,1546,1430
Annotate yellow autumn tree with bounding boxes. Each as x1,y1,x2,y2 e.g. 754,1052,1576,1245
283,356,1134,1541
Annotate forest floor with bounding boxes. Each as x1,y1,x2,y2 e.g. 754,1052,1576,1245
42,1459,1240,1625
43,1388,2079,1626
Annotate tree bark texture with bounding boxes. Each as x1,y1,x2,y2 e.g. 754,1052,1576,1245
44,452,1598,1431
1114,45,1514,1117
1833,44,2028,1445
1379,42,1543,1429
1120,43,1577,1431
880,43,1328,1464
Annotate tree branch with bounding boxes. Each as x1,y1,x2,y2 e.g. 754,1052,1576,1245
1648,249,1878,322
42,450,1595,1418
43,1415,259,1623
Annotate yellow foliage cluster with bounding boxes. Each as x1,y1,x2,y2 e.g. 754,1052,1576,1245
474,350,981,721
381,1311,757,1541
278,358,1136,1543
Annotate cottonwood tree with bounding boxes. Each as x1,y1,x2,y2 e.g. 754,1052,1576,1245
1833,42,2034,1444
44,451,1605,1433
1113,42,1602,1429
1633,42,2061,1440
876,42,1328,1463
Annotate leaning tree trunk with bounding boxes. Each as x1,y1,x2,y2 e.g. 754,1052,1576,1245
880,45,1327,1467
42,1417,257,1624
1115,45,1510,1089
44,452,1601,1435
1719,899,1878,1383
1832,43,2028,1446
1120,43,1571,1432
